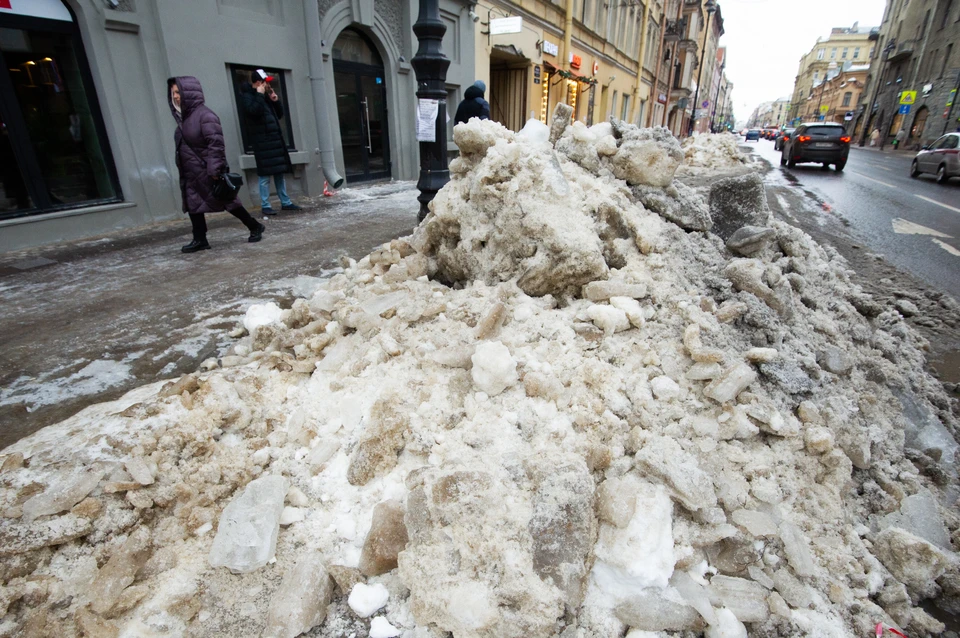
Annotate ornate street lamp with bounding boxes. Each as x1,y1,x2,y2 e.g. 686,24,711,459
412,0,451,222
688,0,716,136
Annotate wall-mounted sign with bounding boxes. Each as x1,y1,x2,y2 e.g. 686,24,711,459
819,104,829,115
570,54,582,69
490,16,523,36
844,111,854,121
922,83,933,96
542,40,559,56
534,65,541,77
899,104,911,115
899,90,916,105
0,0,72,21
592,61,599,75
657,93,667,104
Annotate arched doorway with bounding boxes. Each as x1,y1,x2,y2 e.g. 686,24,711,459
910,106,928,143
332,28,390,182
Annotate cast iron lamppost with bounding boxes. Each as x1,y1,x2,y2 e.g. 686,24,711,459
688,0,716,137
710,59,725,132
412,0,450,223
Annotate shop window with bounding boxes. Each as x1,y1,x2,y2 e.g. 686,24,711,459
229,65,295,155
0,6,121,220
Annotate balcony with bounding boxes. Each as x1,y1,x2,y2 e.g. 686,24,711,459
889,40,914,62
664,19,684,42
678,38,698,52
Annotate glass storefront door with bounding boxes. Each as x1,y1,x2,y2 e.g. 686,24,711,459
0,6,121,220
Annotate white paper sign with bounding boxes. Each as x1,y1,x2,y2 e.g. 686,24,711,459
416,99,439,143
542,40,559,56
490,16,522,35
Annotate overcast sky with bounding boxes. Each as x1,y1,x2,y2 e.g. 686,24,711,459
716,0,886,123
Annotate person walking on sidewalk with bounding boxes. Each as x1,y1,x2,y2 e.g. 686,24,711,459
240,70,301,216
168,77,264,254
893,128,906,150
869,128,880,147
454,80,491,125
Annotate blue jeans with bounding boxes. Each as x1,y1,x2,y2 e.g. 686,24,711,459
259,174,293,209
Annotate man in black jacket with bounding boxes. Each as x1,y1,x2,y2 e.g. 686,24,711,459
454,80,491,125
240,69,300,215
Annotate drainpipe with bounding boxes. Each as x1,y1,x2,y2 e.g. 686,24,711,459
304,0,345,189
647,2,667,127
562,0,573,76
630,0,651,124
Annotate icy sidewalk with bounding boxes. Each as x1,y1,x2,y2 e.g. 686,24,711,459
0,182,418,449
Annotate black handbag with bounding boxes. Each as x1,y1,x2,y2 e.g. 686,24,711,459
212,172,243,201
178,133,243,202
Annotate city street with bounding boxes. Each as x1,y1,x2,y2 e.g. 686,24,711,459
749,138,960,300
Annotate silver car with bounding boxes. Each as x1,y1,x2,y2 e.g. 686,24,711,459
911,133,960,184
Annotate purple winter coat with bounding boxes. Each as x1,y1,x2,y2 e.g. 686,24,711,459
168,76,236,214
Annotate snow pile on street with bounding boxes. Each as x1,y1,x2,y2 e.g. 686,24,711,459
1,112,958,638
678,132,748,175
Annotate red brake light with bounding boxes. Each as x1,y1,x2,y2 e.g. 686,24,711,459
783,135,790,141
798,135,811,142
840,136,851,143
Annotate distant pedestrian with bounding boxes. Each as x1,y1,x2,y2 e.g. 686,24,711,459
454,80,491,125
893,128,906,150
168,77,264,254
869,128,880,147
240,70,301,215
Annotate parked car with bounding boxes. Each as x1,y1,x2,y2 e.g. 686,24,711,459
763,128,778,140
744,129,760,142
910,132,960,184
780,122,850,171
774,128,796,151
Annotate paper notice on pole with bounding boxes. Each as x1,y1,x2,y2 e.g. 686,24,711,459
416,99,439,142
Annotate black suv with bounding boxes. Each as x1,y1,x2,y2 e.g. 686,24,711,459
780,122,850,171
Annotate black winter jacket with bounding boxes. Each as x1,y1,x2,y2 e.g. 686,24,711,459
239,83,292,176
454,85,491,125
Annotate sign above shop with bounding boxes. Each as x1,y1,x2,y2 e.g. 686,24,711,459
570,54,582,69
542,40,559,56
0,0,72,21
490,16,523,35
592,61,599,75
658,93,667,104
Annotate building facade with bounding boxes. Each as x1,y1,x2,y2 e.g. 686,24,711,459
800,67,867,132
0,0,476,252
790,23,877,125
860,0,960,148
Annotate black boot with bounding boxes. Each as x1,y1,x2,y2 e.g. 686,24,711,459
181,239,211,253
248,223,265,243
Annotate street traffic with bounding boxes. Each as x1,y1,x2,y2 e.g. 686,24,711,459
748,135,960,300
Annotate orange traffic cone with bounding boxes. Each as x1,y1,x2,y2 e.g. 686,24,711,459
323,180,335,197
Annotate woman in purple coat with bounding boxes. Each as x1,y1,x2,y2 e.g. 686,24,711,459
168,76,264,253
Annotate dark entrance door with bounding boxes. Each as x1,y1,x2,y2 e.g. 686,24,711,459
332,29,390,182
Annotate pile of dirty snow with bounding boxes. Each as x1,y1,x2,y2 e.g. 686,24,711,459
0,121,958,638
678,131,748,175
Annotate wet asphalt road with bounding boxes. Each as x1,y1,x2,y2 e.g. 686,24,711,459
749,138,960,300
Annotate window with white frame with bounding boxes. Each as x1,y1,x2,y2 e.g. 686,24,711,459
817,48,825,60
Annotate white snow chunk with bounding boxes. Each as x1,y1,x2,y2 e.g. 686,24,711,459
243,302,283,333
369,616,402,638
706,607,747,638
516,118,550,145
650,376,681,402
470,341,518,396
279,506,305,526
348,582,389,618
587,304,630,334
609,296,645,328
592,481,675,595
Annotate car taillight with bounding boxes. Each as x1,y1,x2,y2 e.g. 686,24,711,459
797,135,811,142
840,136,850,143
783,136,790,141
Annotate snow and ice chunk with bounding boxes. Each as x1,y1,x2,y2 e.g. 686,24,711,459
264,551,334,638
517,118,551,145
243,302,283,333
635,436,717,511
587,304,630,335
208,474,287,573
470,341,518,396
348,582,390,618
22,464,105,522
369,616,402,638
